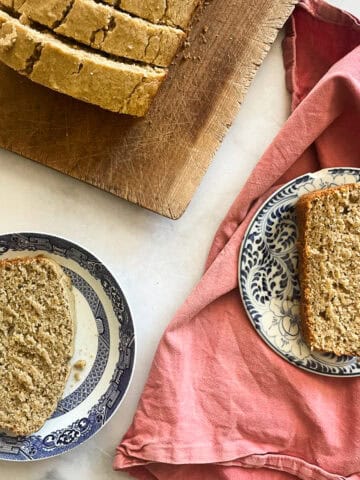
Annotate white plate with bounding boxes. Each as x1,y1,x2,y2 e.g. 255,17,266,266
239,168,360,377
0,233,135,460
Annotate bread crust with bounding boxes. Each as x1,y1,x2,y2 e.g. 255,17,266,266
101,0,201,29
295,192,314,348
11,0,185,67
0,9,166,116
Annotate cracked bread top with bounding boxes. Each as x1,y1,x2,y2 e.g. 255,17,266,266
0,8,166,115
296,183,360,356
7,0,185,67
102,0,201,30
0,255,75,436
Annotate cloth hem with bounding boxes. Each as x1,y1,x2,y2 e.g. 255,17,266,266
114,449,356,480
283,15,298,111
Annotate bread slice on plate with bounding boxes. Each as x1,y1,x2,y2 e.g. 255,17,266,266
0,255,75,436
0,9,166,116
8,0,185,67
296,183,360,356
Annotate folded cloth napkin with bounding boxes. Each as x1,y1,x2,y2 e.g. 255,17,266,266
114,1,360,479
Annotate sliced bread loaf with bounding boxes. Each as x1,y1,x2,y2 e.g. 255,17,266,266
101,0,201,29
0,256,75,436
296,183,360,356
0,9,166,115
9,0,185,67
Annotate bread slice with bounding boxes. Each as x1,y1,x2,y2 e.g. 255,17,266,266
101,0,201,29
8,0,185,67
296,183,360,356
0,255,75,436
0,9,166,116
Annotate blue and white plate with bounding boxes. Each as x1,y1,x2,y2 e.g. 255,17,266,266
239,168,360,377
0,233,135,460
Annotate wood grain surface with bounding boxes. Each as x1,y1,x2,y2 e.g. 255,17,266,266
0,0,296,219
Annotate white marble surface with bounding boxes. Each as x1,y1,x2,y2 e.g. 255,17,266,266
0,1,358,479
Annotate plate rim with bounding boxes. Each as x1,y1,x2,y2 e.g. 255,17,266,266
0,231,136,461
238,167,360,378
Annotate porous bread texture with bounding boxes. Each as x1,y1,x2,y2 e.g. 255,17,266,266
0,9,166,116
0,255,75,436
9,0,185,67
296,183,360,356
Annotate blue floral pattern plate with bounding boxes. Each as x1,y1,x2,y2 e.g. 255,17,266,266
239,168,360,377
0,233,135,460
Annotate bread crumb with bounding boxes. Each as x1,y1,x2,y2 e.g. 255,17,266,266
74,372,81,382
0,23,17,51
19,14,31,26
74,359,86,370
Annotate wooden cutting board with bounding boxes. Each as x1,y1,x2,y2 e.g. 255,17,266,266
0,0,296,219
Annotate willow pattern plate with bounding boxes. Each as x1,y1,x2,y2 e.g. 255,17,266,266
239,168,360,377
0,233,135,460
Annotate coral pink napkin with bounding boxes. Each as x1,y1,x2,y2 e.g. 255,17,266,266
114,1,360,479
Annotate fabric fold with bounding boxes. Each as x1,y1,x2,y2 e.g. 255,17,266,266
114,1,360,479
